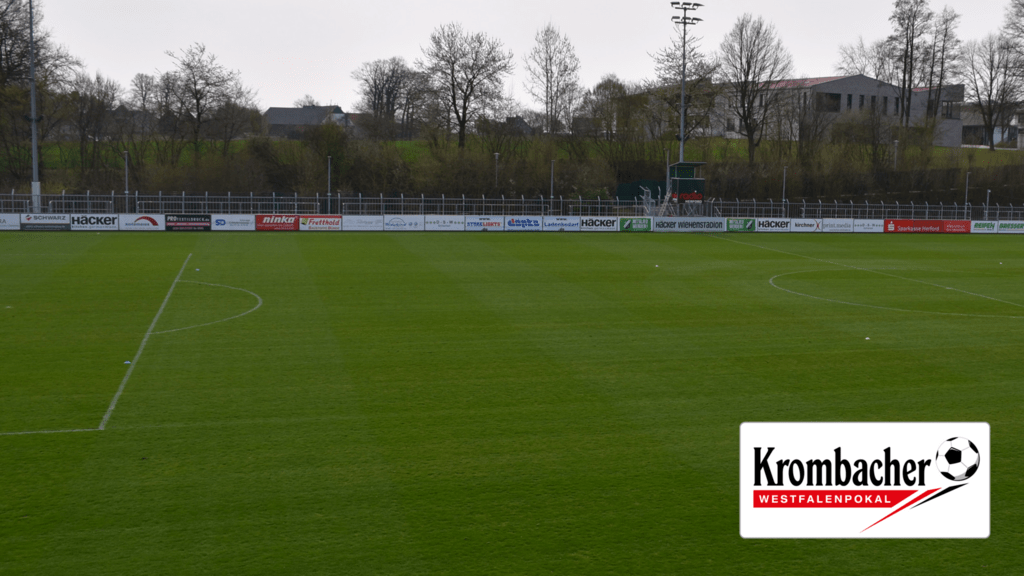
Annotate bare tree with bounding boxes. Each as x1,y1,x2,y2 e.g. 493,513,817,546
353,57,415,138
836,37,900,84
206,79,259,156
718,14,794,164
523,24,581,134
963,34,1022,150
293,94,319,107
166,43,246,162
921,7,961,122
420,22,514,148
68,71,121,172
889,0,933,127
649,31,719,141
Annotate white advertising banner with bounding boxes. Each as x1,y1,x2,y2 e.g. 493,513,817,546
20,214,70,231
465,216,504,231
822,219,855,233
384,215,425,231
970,222,997,234
212,214,256,231
119,214,165,231
0,214,22,230
542,216,580,231
998,221,1024,234
790,219,821,233
343,215,384,231
579,217,618,231
854,220,885,233
756,218,791,232
299,216,342,231
740,422,989,539
425,215,465,231
70,214,119,231
504,216,542,231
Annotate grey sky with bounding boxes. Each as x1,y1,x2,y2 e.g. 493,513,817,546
45,0,1010,111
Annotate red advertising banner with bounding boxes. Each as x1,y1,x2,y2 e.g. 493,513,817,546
753,490,917,508
942,220,971,234
885,220,942,233
256,215,299,231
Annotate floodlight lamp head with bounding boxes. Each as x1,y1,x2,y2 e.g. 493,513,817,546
671,1,702,9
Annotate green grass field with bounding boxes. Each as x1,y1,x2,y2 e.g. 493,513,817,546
1,231,1023,574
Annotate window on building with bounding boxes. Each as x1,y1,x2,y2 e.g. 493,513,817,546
871,95,877,111
883,96,889,115
847,94,853,110
759,94,764,108
814,92,841,113
727,117,736,132
895,98,900,115
942,101,960,119
859,95,865,110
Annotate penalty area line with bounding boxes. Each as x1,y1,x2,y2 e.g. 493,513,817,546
97,253,193,431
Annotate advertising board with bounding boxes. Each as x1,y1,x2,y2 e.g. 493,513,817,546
970,221,997,234
165,214,211,231
465,216,504,231
425,215,465,231
854,220,885,233
619,217,652,232
0,214,18,230
998,221,1024,234
504,216,542,231
212,215,256,231
885,220,942,233
756,219,791,232
579,217,618,231
727,218,756,233
542,216,580,231
119,214,165,231
70,214,119,231
299,216,342,231
941,220,971,234
384,216,425,231
790,219,821,233
20,214,70,231
255,214,299,231
343,215,384,231
740,422,989,539
822,219,855,233
654,217,726,232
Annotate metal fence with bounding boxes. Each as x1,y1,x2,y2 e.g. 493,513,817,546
4,191,1024,221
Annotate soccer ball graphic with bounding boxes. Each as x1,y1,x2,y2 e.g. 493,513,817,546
936,437,981,482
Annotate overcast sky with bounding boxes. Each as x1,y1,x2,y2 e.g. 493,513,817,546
43,0,1011,112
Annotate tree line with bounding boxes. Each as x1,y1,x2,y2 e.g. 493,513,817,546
0,0,1021,203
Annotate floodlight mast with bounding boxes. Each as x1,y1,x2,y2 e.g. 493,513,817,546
671,2,702,164
29,0,41,212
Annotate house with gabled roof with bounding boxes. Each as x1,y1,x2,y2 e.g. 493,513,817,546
263,105,352,139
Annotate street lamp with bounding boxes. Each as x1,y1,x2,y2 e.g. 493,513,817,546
124,151,129,195
893,140,899,170
28,0,41,212
494,153,499,189
671,1,702,164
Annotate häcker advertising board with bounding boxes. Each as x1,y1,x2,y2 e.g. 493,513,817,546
653,217,726,232
343,215,384,231
542,216,580,231
165,214,211,231
384,216,425,231
20,214,70,231
465,216,504,231
757,219,791,232
579,217,618,231
425,215,465,231
70,214,118,231
0,214,19,230
822,219,854,233
119,215,165,231
212,215,256,231
619,217,652,232
504,217,542,231
790,219,821,233
299,216,341,231
970,221,997,234
740,422,990,539
727,218,756,232
997,221,1024,234
256,215,298,231
854,220,885,233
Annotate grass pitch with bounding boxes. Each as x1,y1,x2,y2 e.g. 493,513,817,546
1,231,1022,574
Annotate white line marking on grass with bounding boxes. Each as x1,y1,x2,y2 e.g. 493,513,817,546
0,428,98,437
97,253,192,431
150,281,263,335
708,234,1024,315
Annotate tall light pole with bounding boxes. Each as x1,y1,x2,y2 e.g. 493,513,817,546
494,153,499,189
29,0,41,212
671,2,702,164
893,140,899,170
327,156,332,195
124,151,129,195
